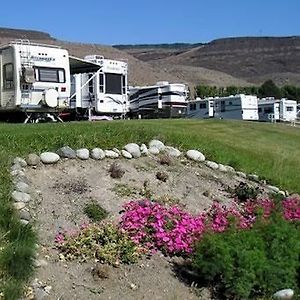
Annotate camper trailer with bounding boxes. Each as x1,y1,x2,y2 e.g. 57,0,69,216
128,81,188,118
0,40,70,122
70,55,128,119
258,98,297,122
187,94,259,121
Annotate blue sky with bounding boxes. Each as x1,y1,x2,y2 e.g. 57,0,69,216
1,0,299,45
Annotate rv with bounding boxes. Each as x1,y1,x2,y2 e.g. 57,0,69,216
128,81,188,118
187,94,259,121
70,55,128,119
0,40,70,122
258,98,297,122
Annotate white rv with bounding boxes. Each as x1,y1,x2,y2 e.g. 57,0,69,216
70,55,128,119
258,98,297,122
0,40,70,122
187,94,259,121
129,81,188,118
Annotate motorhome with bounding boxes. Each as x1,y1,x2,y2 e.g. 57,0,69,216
128,81,189,118
187,94,259,121
70,55,128,119
0,40,70,122
258,98,297,122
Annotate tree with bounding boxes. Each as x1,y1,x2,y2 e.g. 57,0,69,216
258,80,282,99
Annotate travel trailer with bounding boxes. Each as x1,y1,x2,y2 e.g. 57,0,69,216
70,55,128,119
187,94,259,121
128,81,189,118
258,98,297,122
0,40,70,122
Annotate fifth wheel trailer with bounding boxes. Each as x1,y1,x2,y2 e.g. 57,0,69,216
0,40,70,122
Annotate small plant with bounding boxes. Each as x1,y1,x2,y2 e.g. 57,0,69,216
154,194,182,206
158,154,173,166
139,180,153,199
156,171,169,182
112,183,138,197
84,202,108,222
227,181,260,202
109,162,125,179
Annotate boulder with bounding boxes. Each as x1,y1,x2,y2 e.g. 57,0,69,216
140,144,149,156
236,171,247,178
11,163,23,172
91,148,105,160
13,157,27,167
224,165,235,173
267,185,280,193
15,181,30,193
26,153,40,166
12,191,31,203
273,289,294,299
121,150,133,159
205,160,219,170
56,146,76,158
218,164,228,172
149,140,165,151
186,150,205,162
149,146,160,155
164,146,181,157
19,209,31,221
124,143,141,158
113,148,121,155
13,202,26,210
40,152,60,164
76,149,89,160
247,174,259,182
105,150,119,158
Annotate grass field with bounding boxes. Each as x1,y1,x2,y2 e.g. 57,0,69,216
0,119,299,299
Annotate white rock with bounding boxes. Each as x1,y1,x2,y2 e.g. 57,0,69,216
248,174,259,182
19,209,31,221
113,148,121,155
236,171,247,178
124,143,141,158
186,150,205,162
13,202,26,210
278,190,286,197
149,146,160,155
13,157,27,167
164,146,181,157
76,149,89,160
34,259,48,268
224,165,235,173
140,144,149,155
149,139,165,151
273,289,294,299
267,185,280,193
105,150,119,158
205,161,219,170
26,153,40,166
40,152,60,164
15,181,30,193
12,191,31,203
121,150,133,159
56,146,76,158
218,164,228,172
11,163,23,172
10,170,25,177
90,148,105,160
20,219,29,226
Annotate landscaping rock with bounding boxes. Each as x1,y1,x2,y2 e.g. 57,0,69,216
12,191,31,203
224,165,235,173
105,150,119,158
26,153,40,166
91,148,105,160
149,139,165,151
11,163,23,172
164,146,181,157
124,143,141,158
20,219,29,226
140,144,149,155
186,150,205,162
278,190,286,197
113,148,121,155
40,152,60,164
149,146,160,155
273,289,294,299
11,170,25,177
34,259,48,268
205,161,219,170
19,209,31,221
13,202,26,210
267,185,280,193
236,171,247,178
15,181,30,193
13,157,27,167
247,174,259,182
218,164,228,172
76,149,89,160
56,146,76,159
121,149,133,159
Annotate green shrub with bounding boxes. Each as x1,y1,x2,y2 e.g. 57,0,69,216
192,214,300,299
84,202,108,222
227,181,260,202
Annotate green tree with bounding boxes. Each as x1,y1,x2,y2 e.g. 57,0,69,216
258,80,282,99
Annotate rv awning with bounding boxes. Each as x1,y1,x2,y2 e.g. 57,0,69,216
69,56,101,74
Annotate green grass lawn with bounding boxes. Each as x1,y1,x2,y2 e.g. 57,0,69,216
0,119,299,299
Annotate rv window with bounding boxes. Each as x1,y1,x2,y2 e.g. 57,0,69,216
122,75,126,94
189,103,196,110
199,102,207,109
3,63,14,89
99,73,104,93
286,106,294,112
264,107,273,114
35,67,65,83
105,73,122,95
258,107,262,113
88,74,94,94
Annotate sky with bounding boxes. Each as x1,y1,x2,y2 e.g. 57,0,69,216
1,0,299,45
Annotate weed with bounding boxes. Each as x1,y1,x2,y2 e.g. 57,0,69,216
84,202,108,222
156,171,169,182
154,194,182,206
112,183,138,198
109,162,125,179
158,154,173,166
227,181,260,202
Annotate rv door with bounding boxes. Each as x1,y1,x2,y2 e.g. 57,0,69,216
208,100,214,117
